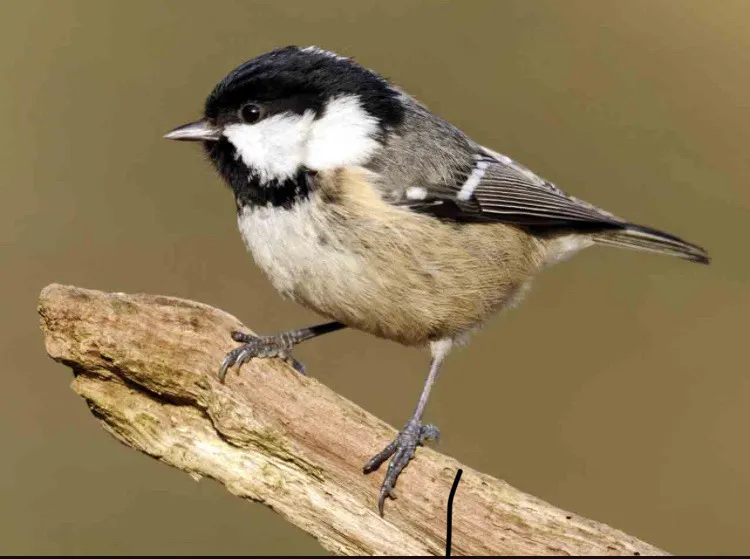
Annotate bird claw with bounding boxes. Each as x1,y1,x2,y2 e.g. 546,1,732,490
219,330,305,382
363,418,440,516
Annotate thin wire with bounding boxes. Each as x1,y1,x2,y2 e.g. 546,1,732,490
446,468,463,556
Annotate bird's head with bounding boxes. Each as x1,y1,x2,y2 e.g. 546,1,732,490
165,46,403,198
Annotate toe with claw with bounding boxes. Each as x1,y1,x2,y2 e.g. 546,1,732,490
218,330,305,382
363,418,440,516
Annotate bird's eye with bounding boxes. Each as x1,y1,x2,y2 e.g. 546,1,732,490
239,103,262,124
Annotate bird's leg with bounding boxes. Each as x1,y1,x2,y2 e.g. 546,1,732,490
219,321,346,382
363,340,451,516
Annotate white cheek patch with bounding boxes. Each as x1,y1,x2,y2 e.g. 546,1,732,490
305,95,380,171
224,111,315,184
223,95,380,184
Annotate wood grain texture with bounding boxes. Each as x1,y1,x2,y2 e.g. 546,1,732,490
38,283,667,556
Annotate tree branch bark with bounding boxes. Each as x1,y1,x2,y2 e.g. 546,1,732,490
38,283,666,556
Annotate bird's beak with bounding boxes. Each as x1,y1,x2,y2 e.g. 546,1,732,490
163,119,221,142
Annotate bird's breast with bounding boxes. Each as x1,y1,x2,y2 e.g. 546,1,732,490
237,199,364,299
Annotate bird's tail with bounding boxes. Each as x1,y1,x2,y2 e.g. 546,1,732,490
592,224,710,264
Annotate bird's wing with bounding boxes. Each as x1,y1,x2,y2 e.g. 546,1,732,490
399,146,624,230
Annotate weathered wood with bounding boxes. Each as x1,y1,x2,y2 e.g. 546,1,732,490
38,283,666,556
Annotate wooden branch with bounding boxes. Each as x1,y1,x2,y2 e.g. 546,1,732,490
38,283,666,556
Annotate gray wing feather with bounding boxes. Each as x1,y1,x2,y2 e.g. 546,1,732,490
470,147,622,225
399,145,623,229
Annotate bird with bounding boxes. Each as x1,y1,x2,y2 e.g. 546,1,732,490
164,45,710,516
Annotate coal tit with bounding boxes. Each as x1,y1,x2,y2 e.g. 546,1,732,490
165,45,710,515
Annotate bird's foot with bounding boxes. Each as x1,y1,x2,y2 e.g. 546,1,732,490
219,330,306,382
363,418,440,516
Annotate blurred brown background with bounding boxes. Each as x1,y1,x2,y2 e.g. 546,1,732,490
2,0,748,554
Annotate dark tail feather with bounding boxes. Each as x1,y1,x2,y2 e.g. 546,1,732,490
592,224,710,265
